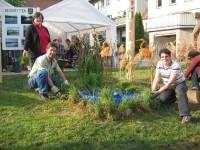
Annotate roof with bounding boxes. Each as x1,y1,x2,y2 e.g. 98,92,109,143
24,0,63,10
142,7,148,19
41,0,116,44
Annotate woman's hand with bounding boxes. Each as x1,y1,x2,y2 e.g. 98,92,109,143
22,50,26,56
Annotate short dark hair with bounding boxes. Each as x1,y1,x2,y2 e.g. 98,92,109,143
159,48,171,58
187,50,200,59
65,39,70,42
53,39,57,42
32,12,44,23
46,42,58,50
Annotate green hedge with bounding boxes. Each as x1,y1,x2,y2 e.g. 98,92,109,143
117,42,126,48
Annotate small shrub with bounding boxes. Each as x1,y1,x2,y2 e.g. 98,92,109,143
68,86,79,103
94,100,104,118
99,87,112,104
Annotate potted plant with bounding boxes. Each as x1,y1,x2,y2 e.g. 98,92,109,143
20,55,30,69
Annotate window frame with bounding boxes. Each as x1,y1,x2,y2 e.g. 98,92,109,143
157,0,162,8
170,0,176,4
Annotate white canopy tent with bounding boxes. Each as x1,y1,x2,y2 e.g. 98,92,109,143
41,0,117,47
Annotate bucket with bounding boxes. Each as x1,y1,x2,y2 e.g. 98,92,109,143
196,91,200,104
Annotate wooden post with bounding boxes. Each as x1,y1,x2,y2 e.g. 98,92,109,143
0,37,2,83
126,0,135,80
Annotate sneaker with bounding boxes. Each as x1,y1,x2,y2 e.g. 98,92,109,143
38,94,50,100
15,70,21,73
2,69,6,72
181,116,191,124
191,87,199,91
35,88,39,93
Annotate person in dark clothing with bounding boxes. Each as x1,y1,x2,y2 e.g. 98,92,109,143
92,31,105,47
64,39,74,59
184,50,200,90
23,12,51,66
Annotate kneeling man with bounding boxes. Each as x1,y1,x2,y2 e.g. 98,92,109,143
28,42,69,100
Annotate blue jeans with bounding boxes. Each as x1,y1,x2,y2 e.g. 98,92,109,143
28,70,62,94
2,50,7,70
11,50,21,72
159,81,191,117
191,66,200,87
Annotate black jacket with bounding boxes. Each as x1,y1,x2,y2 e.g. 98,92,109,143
24,24,51,59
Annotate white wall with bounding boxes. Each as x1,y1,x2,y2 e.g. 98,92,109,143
97,0,147,18
43,22,67,47
66,26,112,47
148,0,200,18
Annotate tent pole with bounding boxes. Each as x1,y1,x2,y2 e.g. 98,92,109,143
68,24,79,31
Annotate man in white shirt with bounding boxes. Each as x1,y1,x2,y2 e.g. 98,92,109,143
28,42,69,100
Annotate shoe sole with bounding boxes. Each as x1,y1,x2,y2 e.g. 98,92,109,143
38,95,50,101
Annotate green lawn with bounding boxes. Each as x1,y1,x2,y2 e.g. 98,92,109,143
0,69,200,150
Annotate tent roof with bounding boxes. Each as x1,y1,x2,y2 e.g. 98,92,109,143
41,0,116,35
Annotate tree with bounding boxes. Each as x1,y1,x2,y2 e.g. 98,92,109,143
5,0,26,7
135,12,144,52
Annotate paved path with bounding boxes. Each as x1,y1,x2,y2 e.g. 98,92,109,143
2,68,75,76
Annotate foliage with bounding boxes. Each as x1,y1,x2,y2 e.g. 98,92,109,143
135,12,144,52
119,81,141,93
5,0,26,7
76,32,113,90
117,42,126,48
20,55,30,66
1,71,200,149
68,86,79,103
144,31,149,47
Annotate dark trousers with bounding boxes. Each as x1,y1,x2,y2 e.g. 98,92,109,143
191,67,200,87
11,50,21,72
159,81,191,117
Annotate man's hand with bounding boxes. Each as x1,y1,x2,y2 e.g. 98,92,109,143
149,91,160,100
63,80,69,85
51,86,62,97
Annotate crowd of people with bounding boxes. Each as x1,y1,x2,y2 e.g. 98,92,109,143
2,12,200,124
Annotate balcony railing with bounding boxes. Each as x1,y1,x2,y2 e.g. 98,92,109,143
147,13,197,30
114,17,126,26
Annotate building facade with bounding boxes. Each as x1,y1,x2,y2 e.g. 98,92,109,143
89,0,147,42
146,0,200,55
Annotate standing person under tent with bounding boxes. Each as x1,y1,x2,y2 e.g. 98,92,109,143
23,12,51,66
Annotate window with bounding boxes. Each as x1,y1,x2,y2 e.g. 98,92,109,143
107,15,112,19
107,0,112,6
121,29,126,42
157,0,162,8
170,0,176,4
98,31,106,40
118,11,126,17
100,0,104,8
71,35,77,43
83,33,90,45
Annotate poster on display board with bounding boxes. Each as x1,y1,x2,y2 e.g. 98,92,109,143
1,7,36,50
